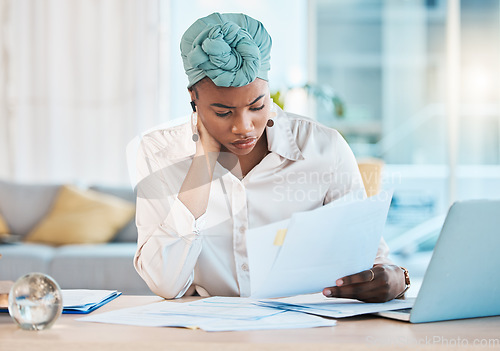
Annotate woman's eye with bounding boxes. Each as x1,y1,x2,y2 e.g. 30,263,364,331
250,104,265,111
215,111,231,118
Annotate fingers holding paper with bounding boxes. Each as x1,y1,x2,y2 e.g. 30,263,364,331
322,264,406,303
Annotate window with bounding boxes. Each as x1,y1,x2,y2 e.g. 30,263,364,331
312,0,500,265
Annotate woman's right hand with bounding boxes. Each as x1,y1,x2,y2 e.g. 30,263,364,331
195,114,221,156
179,113,220,219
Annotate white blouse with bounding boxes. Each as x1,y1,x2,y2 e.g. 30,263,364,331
134,104,391,299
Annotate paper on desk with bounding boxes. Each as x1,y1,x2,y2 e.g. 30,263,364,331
258,293,415,318
77,296,336,331
247,190,393,298
151,296,283,320
197,308,336,332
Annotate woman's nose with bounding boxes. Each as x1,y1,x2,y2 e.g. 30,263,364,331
232,113,254,135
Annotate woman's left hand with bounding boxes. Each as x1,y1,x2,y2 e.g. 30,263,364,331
322,264,406,303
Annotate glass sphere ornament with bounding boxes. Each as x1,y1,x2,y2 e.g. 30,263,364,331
8,272,63,331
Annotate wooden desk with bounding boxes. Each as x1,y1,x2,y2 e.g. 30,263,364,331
1,295,499,351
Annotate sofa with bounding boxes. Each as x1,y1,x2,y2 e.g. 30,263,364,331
0,180,152,295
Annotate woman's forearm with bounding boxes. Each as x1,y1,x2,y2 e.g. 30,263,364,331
134,218,203,299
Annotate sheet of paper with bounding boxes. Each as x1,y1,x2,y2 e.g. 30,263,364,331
248,191,393,298
77,296,336,331
150,297,283,320
258,293,415,318
246,218,289,293
197,309,336,332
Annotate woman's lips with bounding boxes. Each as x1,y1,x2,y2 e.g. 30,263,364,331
231,137,257,149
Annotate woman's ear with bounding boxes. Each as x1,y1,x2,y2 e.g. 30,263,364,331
188,88,196,103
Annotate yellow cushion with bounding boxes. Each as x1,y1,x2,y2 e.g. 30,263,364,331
357,158,384,198
0,213,9,237
25,185,135,246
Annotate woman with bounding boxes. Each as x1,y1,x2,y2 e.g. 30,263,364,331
134,12,408,301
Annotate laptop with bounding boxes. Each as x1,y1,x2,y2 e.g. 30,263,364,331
377,199,500,323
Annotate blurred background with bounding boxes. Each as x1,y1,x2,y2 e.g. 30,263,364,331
0,0,499,292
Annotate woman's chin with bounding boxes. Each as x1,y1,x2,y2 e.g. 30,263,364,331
225,143,255,156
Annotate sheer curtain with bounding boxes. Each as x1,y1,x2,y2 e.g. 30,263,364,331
0,0,167,185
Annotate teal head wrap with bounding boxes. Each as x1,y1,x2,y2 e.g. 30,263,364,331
180,12,272,88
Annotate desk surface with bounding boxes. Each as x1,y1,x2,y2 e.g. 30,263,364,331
1,295,499,351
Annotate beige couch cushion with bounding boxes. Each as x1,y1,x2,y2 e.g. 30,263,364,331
0,213,9,236
89,185,137,243
0,180,60,237
25,185,135,246
358,158,384,198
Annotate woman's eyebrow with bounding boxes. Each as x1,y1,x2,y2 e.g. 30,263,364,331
211,103,236,109
248,94,265,106
210,94,265,109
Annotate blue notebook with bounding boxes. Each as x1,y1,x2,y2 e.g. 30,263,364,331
1,289,121,314
62,290,122,314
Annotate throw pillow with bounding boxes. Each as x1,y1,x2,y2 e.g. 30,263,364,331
0,213,9,236
24,185,135,246
0,180,60,237
89,185,138,243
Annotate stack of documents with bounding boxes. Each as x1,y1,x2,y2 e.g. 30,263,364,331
77,294,414,331
62,289,121,314
257,293,415,318
77,296,337,332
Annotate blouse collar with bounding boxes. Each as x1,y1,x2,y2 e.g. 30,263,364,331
265,103,305,161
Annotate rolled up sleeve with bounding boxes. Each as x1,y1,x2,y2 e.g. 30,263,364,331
133,135,205,299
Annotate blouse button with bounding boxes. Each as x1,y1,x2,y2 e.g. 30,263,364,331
241,263,249,271
239,226,246,234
